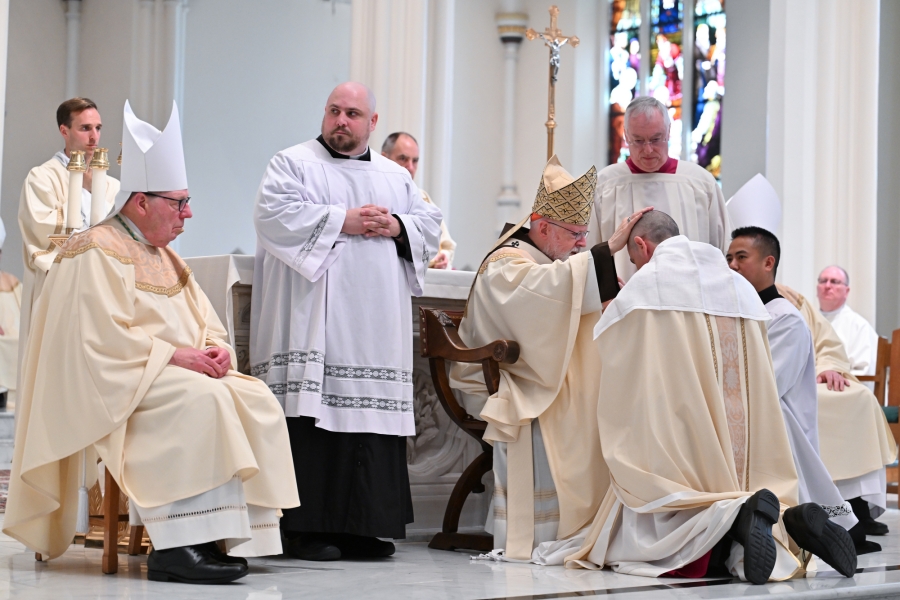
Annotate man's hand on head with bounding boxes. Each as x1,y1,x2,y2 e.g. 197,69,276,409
169,347,228,379
607,207,654,253
817,370,848,392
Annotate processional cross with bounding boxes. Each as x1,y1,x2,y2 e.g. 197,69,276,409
527,5,579,160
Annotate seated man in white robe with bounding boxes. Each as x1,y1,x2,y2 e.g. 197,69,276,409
726,228,883,556
816,265,879,379
587,96,730,282
567,211,856,583
450,155,649,562
3,100,300,585
776,283,895,543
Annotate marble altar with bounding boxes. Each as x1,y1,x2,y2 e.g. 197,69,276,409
183,256,490,540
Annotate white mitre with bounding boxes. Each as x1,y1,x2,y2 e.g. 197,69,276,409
110,100,188,217
726,173,782,235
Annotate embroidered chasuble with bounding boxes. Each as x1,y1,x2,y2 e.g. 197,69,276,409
587,160,729,283
0,274,21,402
4,220,299,559
776,285,895,507
250,137,442,436
17,154,119,364
449,227,617,561
565,236,802,581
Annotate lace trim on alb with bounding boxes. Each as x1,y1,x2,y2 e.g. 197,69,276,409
250,522,280,531
140,504,247,524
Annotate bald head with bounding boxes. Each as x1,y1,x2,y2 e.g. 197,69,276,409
322,82,378,155
628,210,679,252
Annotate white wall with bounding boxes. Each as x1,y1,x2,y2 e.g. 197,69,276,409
178,0,351,257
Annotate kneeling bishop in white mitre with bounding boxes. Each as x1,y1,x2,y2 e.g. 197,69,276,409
3,101,299,585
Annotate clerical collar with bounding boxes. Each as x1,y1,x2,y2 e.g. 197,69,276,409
821,304,846,319
316,135,371,161
115,214,152,246
625,157,678,174
757,284,783,305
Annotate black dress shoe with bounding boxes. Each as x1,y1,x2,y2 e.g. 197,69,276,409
848,521,883,555
849,496,889,536
728,488,780,585
200,541,249,566
331,533,395,558
284,536,341,561
147,544,248,584
783,503,857,577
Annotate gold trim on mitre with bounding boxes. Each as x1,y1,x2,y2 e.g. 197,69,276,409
531,155,597,226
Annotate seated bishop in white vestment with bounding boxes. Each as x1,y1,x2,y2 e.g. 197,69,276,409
250,83,442,561
586,96,729,283
817,266,880,380
451,157,645,564
777,284,896,542
567,214,857,582
4,101,299,586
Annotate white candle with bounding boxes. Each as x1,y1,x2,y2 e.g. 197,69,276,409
66,169,84,231
90,167,107,225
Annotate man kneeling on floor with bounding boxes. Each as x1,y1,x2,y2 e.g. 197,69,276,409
3,101,300,585
565,211,857,583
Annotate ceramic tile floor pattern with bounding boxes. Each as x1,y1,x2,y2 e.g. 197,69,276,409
2,512,900,599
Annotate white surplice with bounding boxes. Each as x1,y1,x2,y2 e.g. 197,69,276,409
250,139,442,436
586,161,730,282
765,297,857,531
822,303,879,379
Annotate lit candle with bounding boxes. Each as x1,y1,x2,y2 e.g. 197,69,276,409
89,148,110,225
66,150,86,232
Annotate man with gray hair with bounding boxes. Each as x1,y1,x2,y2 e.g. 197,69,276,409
587,96,729,281
817,265,879,379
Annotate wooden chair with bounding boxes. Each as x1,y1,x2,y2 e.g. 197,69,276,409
859,330,899,494
35,466,147,574
418,307,520,552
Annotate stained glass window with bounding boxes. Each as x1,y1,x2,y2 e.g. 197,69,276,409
649,0,684,159
608,0,641,165
690,0,725,180
606,0,725,180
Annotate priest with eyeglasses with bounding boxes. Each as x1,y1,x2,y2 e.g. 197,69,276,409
587,96,730,282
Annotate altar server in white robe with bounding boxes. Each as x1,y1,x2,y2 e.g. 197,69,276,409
0,220,21,405
726,229,870,548
566,211,857,582
817,265,879,379
17,98,118,367
586,96,729,282
4,100,300,585
251,82,442,561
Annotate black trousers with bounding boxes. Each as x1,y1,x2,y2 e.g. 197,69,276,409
281,416,414,539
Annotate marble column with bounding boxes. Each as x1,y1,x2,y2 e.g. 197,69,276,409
495,9,527,234
766,0,879,323
64,0,81,99
130,0,189,127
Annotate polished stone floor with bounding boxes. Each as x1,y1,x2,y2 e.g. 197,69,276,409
2,512,900,599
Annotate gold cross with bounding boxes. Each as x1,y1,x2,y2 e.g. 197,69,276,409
526,6,579,160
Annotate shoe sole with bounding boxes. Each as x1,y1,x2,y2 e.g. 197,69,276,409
741,489,780,585
784,503,858,577
148,569,248,584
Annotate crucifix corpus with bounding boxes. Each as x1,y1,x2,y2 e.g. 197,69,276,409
527,5,579,160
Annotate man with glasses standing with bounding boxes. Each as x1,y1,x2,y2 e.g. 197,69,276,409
449,156,649,563
817,265,879,380
587,96,729,282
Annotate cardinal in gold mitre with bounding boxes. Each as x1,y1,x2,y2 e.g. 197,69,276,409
450,155,652,562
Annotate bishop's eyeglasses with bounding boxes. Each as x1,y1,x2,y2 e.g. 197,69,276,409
148,193,191,212
547,220,589,241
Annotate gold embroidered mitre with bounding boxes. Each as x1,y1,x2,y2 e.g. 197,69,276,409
530,155,597,226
